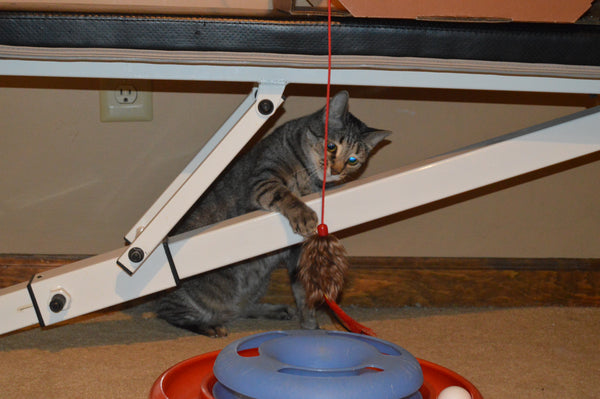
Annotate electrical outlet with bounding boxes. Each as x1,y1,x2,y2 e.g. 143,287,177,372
114,85,137,104
100,81,153,122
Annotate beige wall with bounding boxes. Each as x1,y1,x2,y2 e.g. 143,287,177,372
1,78,598,257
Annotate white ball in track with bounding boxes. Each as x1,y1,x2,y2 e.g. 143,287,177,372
437,385,472,399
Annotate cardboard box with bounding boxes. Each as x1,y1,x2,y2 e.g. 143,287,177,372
273,0,351,17
0,1,276,16
275,0,593,23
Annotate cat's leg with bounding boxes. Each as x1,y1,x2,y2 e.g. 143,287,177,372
157,312,230,338
173,322,229,338
243,303,294,320
157,309,231,338
282,200,319,237
251,179,318,237
238,250,295,320
155,284,235,338
287,245,319,330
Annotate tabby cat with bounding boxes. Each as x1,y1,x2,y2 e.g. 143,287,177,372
157,91,389,337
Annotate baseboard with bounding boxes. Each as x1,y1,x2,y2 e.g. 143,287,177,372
1,254,598,307
0,254,90,288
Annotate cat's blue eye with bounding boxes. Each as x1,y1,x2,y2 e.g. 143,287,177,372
327,143,337,153
348,156,358,165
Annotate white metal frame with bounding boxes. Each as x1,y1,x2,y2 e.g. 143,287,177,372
0,57,599,335
117,83,286,274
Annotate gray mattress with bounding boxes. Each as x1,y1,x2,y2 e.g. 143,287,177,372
0,12,599,67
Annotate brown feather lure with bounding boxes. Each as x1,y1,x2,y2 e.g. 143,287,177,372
298,224,349,308
298,224,376,336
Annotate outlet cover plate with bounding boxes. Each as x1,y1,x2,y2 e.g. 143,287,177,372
100,81,153,122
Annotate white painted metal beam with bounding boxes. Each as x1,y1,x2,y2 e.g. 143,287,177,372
0,246,176,335
116,82,286,275
0,281,37,335
123,86,261,244
0,59,599,94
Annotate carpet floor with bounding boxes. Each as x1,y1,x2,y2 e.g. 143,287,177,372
0,305,598,399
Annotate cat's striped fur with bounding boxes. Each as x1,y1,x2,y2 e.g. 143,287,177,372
157,91,389,337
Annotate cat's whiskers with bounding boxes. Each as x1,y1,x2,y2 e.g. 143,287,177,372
325,170,344,182
306,165,326,183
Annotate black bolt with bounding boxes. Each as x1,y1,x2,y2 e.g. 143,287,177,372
128,247,145,263
49,294,67,313
257,99,274,115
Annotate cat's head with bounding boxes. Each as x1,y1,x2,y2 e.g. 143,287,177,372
305,91,389,183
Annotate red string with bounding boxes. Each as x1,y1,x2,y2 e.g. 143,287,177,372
324,296,377,336
317,2,376,337
320,0,332,225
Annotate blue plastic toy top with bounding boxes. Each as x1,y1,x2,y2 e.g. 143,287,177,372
213,330,423,399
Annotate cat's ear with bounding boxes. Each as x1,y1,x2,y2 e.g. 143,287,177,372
363,129,391,151
323,91,349,129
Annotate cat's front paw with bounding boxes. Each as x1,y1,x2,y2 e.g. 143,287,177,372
299,310,319,330
285,204,318,237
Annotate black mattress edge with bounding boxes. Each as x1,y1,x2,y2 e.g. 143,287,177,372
0,12,599,67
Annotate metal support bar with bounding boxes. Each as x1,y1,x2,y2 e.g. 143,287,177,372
2,105,597,335
124,86,260,243
0,282,35,334
0,60,599,94
116,82,287,275
0,246,176,335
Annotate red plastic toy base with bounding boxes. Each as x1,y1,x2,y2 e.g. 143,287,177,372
149,349,483,399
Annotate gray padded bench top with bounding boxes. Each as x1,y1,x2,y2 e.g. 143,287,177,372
0,12,599,67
